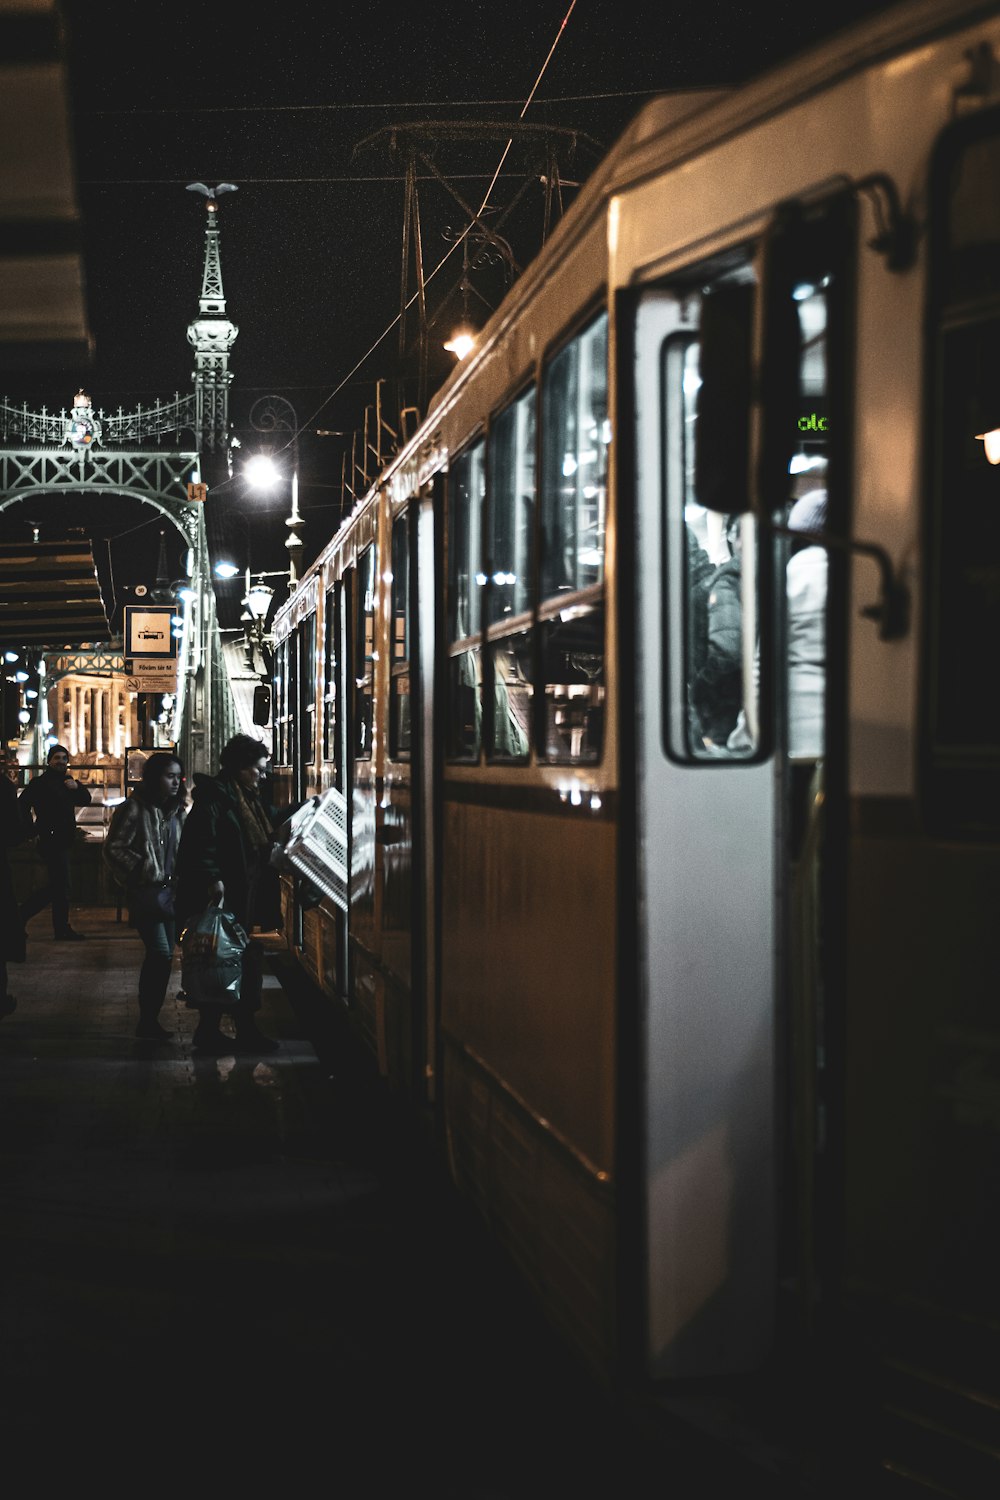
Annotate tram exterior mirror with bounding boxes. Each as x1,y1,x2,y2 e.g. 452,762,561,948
694,281,754,515
252,684,272,726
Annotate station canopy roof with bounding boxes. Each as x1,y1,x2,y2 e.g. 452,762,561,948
0,538,110,649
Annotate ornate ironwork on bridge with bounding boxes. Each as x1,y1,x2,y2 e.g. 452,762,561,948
0,186,243,775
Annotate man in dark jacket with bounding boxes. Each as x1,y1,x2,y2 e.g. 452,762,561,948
18,743,92,941
690,515,744,751
173,733,282,1055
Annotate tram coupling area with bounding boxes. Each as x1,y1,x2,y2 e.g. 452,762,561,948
0,904,815,1498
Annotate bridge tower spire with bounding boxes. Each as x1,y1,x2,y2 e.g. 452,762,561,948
185,182,239,458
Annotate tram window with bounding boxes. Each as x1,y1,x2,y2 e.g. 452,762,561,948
354,545,375,760
487,386,535,761
322,585,336,763
299,612,316,769
538,314,608,763
446,439,485,761
540,603,604,762
389,513,411,759
540,314,608,598
662,268,763,763
285,631,298,770
272,635,292,767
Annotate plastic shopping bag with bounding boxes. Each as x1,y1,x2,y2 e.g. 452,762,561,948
180,900,249,1007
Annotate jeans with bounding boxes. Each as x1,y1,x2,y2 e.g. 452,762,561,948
133,913,177,1019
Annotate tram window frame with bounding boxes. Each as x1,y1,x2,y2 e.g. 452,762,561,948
389,509,412,760
354,544,376,761
485,383,535,763
923,106,1000,835
537,309,609,765
445,436,486,762
660,258,768,767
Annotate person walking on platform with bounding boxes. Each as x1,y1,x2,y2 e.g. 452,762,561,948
0,759,28,1017
104,752,187,1042
18,743,91,941
173,733,282,1057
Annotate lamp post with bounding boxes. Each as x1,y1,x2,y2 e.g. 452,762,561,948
242,572,275,673
248,394,304,586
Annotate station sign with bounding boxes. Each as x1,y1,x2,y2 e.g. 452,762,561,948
124,658,179,693
124,605,177,660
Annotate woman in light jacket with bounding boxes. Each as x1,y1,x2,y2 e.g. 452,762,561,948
104,751,187,1041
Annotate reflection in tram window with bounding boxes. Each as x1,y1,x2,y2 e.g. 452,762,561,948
540,314,609,598
446,441,485,761
354,545,375,759
487,387,535,762
540,603,604,763
490,630,531,759
538,314,608,763
299,611,316,769
447,441,485,643
488,388,535,624
389,513,411,758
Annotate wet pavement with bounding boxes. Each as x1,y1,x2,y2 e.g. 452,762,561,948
0,904,797,1496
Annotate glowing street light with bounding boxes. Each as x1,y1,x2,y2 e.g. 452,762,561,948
247,395,304,586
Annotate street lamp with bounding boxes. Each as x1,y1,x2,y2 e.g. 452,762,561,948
241,572,275,673
247,394,304,586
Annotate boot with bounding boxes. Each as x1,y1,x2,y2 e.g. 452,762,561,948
135,1012,173,1041
136,958,173,1040
192,1009,234,1055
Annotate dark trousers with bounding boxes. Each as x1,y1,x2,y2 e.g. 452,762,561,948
20,845,72,934
133,913,177,1020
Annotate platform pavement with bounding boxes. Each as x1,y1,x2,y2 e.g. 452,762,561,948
0,903,810,1498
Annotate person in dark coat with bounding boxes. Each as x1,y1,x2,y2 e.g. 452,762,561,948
18,742,92,941
173,733,283,1055
690,515,744,750
0,761,29,1017
104,751,188,1042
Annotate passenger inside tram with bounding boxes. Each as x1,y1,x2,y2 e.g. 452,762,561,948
690,513,744,753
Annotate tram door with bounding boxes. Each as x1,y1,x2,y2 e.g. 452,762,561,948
632,269,778,1380
630,202,849,1378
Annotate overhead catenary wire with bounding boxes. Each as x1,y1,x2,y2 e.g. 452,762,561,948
272,0,582,461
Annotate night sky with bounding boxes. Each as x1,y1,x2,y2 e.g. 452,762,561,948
6,0,899,615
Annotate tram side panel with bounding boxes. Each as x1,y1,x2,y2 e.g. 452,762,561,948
440,798,618,1370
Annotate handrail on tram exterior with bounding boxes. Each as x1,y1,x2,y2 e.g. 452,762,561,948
767,520,911,642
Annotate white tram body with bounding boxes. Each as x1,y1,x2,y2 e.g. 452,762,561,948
271,0,1000,1430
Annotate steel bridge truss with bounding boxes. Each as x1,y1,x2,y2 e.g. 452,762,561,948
0,444,236,774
